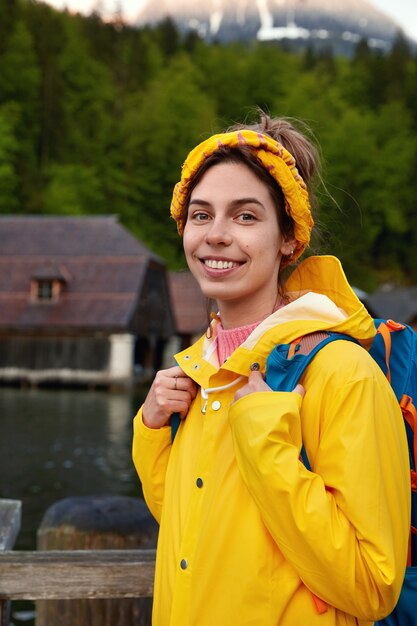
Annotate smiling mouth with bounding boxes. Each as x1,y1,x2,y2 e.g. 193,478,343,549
202,259,241,269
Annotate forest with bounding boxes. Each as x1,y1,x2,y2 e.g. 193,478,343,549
1,0,417,289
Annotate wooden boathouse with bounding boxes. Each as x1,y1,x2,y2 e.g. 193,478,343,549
0,216,174,387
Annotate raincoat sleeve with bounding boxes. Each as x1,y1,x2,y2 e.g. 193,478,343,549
229,341,410,622
132,406,172,523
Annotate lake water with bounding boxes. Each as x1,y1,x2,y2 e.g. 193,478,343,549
0,386,147,551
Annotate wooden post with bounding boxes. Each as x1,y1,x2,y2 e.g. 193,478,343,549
0,600,7,626
0,499,22,626
36,495,158,626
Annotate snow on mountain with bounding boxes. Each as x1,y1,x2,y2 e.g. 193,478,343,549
135,0,406,53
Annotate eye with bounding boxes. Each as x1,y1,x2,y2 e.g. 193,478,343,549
237,212,257,222
190,211,210,222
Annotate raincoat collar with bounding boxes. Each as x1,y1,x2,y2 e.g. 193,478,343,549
175,255,375,387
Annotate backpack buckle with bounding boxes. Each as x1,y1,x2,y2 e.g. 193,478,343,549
386,319,406,331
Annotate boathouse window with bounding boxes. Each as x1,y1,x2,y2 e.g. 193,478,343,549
30,278,63,303
30,266,68,303
37,280,53,301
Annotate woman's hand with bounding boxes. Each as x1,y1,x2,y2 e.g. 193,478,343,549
233,370,305,402
142,365,198,429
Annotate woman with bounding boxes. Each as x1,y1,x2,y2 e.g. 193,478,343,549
132,113,410,625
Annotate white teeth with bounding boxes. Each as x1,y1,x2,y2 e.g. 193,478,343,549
204,259,238,269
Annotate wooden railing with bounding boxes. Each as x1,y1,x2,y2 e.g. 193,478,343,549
0,500,155,625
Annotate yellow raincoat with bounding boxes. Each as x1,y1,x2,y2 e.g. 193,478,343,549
133,256,410,626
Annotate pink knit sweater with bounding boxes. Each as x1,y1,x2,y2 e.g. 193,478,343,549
216,320,260,364
216,301,286,364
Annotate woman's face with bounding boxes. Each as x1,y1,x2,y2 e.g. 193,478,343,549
183,161,292,321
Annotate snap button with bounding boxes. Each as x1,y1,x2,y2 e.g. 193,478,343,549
211,400,221,411
184,355,191,360
250,362,260,371
180,558,188,570
193,364,200,370
196,477,203,488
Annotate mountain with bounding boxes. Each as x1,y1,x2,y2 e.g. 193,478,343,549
135,0,407,54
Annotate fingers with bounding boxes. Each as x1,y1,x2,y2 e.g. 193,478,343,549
165,390,196,419
233,371,306,404
166,366,197,396
233,370,271,402
247,370,271,391
142,366,197,429
171,374,197,398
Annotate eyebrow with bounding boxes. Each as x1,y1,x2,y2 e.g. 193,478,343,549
189,197,265,209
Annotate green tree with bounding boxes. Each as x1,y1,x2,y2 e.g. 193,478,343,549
276,65,345,128
0,0,18,53
0,104,19,212
369,102,416,281
318,101,416,287
118,27,164,94
302,44,317,71
119,54,216,265
153,16,181,58
0,20,41,136
57,19,114,162
317,108,380,288
405,56,417,129
43,164,105,214
384,32,412,102
344,40,386,110
244,43,300,114
23,1,66,167
0,20,41,211
192,41,249,121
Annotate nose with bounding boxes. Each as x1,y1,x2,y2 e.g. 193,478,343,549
205,217,232,246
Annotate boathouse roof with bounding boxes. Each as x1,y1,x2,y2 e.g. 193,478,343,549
168,271,208,337
0,216,173,336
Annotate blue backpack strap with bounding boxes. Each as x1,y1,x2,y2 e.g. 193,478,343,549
266,331,358,396
370,319,416,403
171,358,183,443
171,412,181,443
300,444,311,471
266,331,359,470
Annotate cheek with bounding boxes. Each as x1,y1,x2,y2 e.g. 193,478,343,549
258,238,283,267
182,229,195,261
253,228,282,255
267,224,283,255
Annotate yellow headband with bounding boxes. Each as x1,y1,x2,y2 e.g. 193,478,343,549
170,129,314,261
